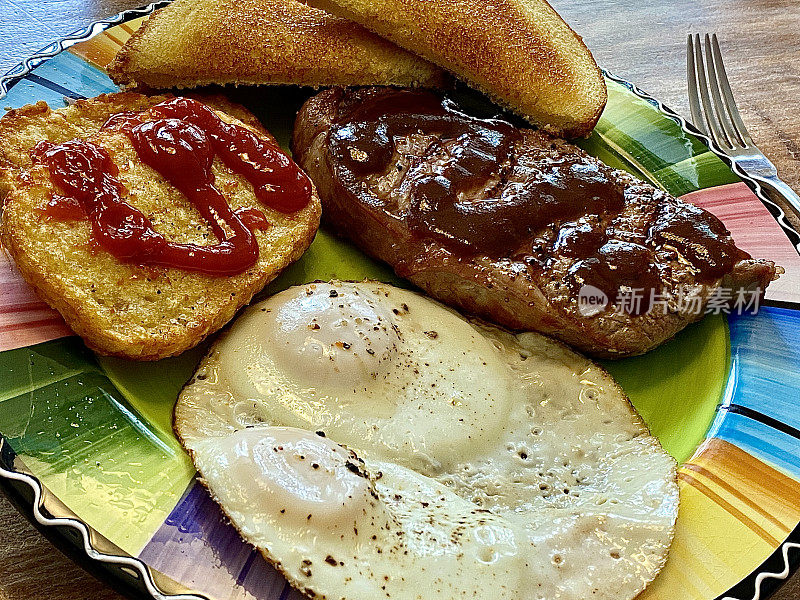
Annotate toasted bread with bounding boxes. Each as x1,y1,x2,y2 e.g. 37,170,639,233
306,0,606,137
108,0,447,91
0,92,265,197
0,93,321,360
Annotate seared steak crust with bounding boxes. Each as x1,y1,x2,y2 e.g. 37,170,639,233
292,87,779,357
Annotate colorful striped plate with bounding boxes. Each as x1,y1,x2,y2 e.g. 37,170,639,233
1,4,799,600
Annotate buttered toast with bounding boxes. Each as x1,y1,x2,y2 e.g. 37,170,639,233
307,0,606,137
0,92,264,196
108,0,446,90
0,93,321,360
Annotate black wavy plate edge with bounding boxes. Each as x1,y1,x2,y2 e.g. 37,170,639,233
0,1,170,95
0,4,799,600
0,439,208,600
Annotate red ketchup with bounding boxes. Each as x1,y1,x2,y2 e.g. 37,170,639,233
31,97,312,276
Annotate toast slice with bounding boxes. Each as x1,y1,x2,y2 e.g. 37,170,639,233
108,0,447,91
0,92,264,197
306,0,606,137
0,93,321,360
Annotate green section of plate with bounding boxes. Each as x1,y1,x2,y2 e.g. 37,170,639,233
602,315,730,463
585,80,740,196
0,339,194,555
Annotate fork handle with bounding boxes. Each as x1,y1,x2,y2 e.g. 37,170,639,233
746,174,800,254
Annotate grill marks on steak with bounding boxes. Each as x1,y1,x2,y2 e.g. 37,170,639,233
329,89,628,260
293,87,778,357
326,88,746,304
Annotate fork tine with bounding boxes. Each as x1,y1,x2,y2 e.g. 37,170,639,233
687,35,708,135
703,34,741,148
710,34,754,146
692,34,731,149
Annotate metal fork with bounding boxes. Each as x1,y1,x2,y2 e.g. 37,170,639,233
687,33,800,251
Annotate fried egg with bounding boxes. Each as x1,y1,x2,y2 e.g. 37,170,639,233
175,281,678,600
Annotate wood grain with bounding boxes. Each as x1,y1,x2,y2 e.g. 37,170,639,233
0,0,798,599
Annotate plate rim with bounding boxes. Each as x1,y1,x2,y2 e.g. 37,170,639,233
0,3,799,600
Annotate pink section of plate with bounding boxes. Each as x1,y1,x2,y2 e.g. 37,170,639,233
682,182,800,304
0,247,71,351
0,181,797,353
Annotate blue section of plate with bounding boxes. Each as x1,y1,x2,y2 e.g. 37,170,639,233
3,50,114,108
709,306,800,478
726,307,800,429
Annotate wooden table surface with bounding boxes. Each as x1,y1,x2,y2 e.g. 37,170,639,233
0,0,798,599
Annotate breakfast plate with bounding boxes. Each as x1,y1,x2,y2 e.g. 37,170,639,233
1,3,799,600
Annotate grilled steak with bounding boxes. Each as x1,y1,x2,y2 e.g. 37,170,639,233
292,87,779,357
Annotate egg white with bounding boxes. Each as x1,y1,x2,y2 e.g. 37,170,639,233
175,281,679,600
